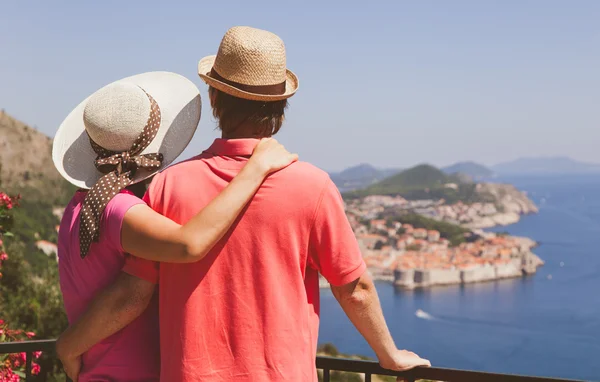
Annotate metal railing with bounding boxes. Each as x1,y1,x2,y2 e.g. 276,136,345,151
317,356,587,382
0,339,60,381
0,340,588,382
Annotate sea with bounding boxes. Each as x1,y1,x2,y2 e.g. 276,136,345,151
319,175,600,381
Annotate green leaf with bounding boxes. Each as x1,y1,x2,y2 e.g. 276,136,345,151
3,231,14,237
14,370,26,378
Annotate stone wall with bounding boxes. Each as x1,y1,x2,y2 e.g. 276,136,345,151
393,255,543,289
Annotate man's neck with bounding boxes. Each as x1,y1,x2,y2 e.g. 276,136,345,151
221,129,271,140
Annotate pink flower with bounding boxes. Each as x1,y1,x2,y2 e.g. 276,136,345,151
18,353,26,363
31,363,40,375
0,319,4,325
0,253,7,261
0,193,12,210
25,332,35,338
0,329,3,335
33,351,42,359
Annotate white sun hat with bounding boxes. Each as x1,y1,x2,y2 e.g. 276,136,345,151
52,71,202,189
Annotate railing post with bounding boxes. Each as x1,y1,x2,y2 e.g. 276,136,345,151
323,368,330,382
25,351,32,380
365,373,371,382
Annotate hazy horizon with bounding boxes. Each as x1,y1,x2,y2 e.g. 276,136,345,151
1,1,599,171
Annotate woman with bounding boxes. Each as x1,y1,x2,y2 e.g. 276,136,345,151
52,72,297,381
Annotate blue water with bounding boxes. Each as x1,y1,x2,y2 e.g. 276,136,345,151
319,175,600,381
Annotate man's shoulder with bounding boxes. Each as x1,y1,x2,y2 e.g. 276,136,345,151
278,161,333,189
284,161,329,178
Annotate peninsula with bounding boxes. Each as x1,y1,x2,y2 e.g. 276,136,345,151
319,164,543,289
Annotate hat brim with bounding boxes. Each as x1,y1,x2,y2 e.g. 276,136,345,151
52,71,201,189
198,55,298,102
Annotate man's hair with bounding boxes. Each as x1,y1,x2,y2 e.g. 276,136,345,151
209,87,288,137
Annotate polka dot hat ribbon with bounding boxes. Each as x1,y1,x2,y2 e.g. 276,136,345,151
79,91,163,258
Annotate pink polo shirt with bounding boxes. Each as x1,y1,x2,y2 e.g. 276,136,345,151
58,190,160,382
123,138,366,382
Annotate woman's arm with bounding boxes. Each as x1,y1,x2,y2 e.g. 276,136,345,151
121,138,296,263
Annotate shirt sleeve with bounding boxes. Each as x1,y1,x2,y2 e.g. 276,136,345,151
121,183,161,284
308,178,366,286
102,192,145,253
122,254,160,284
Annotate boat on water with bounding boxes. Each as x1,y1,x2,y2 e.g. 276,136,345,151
415,309,432,319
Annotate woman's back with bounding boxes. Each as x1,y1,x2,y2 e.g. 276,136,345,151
58,190,159,382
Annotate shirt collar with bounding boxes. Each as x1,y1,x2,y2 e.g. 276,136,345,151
204,138,259,157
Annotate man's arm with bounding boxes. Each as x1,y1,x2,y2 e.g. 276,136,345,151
309,178,429,374
330,272,430,371
56,272,155,378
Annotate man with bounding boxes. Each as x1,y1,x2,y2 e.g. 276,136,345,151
57,26,430,381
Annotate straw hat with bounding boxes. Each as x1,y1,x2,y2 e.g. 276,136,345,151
53,71,201,189
198,26,298,102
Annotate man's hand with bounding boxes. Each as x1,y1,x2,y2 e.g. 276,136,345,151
378,349,431,381
59,353,81,382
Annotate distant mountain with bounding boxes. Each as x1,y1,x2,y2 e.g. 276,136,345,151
344,164,488,204
329,163,402,192
493,157,600,175
442,161,495,180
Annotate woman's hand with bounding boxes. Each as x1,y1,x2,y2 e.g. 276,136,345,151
249,138,298,175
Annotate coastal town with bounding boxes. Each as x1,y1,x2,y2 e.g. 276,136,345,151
321,191,544,289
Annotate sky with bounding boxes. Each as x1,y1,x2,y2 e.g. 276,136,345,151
1,1,599,172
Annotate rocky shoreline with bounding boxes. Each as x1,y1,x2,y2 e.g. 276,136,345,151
319,234,544,290
462,183,539,229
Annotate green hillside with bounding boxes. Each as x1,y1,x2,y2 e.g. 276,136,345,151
373,164,449,189
385,213,471,246
0,112,71,378
343,164,492,204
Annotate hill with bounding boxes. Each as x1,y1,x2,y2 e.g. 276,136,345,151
493,156,600,175
329,164,402,192
0,111,75,204
344,164,489,204
442,161,495,180
374,164,449,189
0,111,75,248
